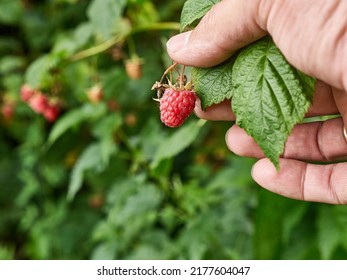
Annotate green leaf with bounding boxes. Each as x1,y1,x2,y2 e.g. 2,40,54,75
151,120,205,168
47,103,107,147
0,245,14,260
317,206,341,259
87,0,127,40
0,56,25,74
282,203,308,243
67,139,117,201
25,55,59,88
53,23,92,58
192,57,235,109
0,0,22,24
232,37,314,169
67,144,101,201
180,0,220,31
73,22,93,47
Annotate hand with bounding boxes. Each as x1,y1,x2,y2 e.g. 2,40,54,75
166,0,347,204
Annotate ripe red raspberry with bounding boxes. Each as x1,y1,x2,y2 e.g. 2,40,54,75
1,103,15,121
160,88,197,127
20,84,35,102
28,93,48,114
43,105,60,122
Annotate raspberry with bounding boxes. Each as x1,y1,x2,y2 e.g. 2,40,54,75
125,58,143,80
159,88,197,127
1,102,15,121
20,84,35,102
28,93,48,114
43,105,60,122
87,85,104,103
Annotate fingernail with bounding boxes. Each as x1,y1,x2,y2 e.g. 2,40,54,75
167,31,192,53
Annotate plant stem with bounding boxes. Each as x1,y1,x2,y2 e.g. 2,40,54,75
127,35,138,60
70,22,181,62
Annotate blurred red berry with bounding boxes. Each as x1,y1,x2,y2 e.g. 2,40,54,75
28,93,48,114
1,103,15,121
20,84,35,102
43,105,60,122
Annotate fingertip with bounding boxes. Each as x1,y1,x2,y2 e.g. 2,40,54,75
251,158,306,201
166,31,192,59
166,0,266,67
194,99,235,121
251,158,278,186
225,125,264,157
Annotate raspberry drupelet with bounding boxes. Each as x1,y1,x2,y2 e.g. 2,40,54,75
159,88,197,127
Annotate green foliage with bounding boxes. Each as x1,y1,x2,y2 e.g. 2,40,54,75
151,120,204,168
0,0,22,24
180,0,220,31
0,0,345,261
47,103,108,146
25,55,60,89
192,57,235,109
87,0,127,40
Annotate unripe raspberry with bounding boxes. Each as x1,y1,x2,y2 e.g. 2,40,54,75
125,59,143,80
87,85,104,103
159,88,197,127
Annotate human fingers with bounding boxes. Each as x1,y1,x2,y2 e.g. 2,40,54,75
333,88,347,129
251,158,347,204
226,118,347,162
195,81,338,121
167,0,266,67
262,0,347,91
168,0,347,91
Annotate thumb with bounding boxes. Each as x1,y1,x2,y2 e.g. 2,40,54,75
167,0,266,67
333,88,347,133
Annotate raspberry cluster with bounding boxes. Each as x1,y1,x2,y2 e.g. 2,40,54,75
20,84,60,122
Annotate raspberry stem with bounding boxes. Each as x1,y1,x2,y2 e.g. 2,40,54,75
70,22,181,62
179,65,186,89
159,62,178,84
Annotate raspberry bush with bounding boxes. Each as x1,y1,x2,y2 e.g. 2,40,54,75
0,0,345,261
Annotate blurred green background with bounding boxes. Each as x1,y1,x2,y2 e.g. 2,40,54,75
0,0,347,260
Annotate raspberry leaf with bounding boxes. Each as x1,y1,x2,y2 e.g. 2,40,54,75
87,0,127,40
25,54,59,88
192,57,235,109
180,0,221,31
151,120,204,169
232,37,315,169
